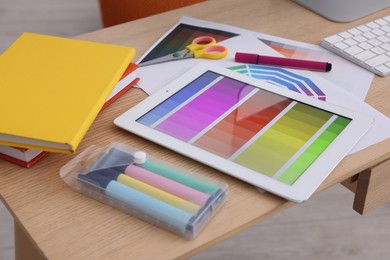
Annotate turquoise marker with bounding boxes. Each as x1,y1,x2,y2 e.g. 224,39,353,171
133,151,221,196
78,170,196,235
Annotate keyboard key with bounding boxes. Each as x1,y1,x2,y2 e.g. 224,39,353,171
375,19,388,26
368,39,382,46
354,50,376,61
323,34,343,44
367,22,380,29
381,25,390,33
359,42,373,50
339,31,352,39
365,54,390,67
363,31,377,39
381,43,390,51
375,64,390,74
348,28,361,36
357,25,371,32
334,41,349,50
372,28,386,36
344,45,363,55
371,46,386,54
353,35,367,43
377,35,390,43
344,38,358,46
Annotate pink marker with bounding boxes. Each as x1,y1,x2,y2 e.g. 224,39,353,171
123,164,210,207
235,52,332,72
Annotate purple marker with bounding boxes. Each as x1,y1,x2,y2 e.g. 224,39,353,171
235,52,332,72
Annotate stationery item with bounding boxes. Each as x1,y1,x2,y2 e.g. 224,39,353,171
92,148,220,206
78,170,195,234
139,36,228,67
60,143,227,239
0,32,135,153
115,63,374,203
235,52,332,72
136,161,221,197
0,63,139,167
119,164,211,207
90,168,202,214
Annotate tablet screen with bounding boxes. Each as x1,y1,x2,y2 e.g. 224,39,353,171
136,71,352,185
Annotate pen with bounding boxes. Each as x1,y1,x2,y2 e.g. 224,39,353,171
115,164,212,207
235,52,332,72
78,170,196,234
133,151,221,196
91,168,202,214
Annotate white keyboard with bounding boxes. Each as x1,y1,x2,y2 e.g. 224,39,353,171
321,16,390,76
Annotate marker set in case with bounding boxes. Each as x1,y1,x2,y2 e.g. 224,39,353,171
60,143,227,239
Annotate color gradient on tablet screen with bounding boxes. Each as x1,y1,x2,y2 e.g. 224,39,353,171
137,71,351,185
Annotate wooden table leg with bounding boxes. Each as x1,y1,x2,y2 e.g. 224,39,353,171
343,159,390,215
14,221,45,260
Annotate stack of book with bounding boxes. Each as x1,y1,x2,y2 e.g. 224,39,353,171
0,32,139,167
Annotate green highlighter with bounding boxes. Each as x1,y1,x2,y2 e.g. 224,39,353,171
133,151,220,197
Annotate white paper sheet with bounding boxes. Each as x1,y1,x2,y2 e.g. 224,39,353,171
135,16,374,100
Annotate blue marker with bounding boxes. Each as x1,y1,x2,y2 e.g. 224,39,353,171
78,170,196,235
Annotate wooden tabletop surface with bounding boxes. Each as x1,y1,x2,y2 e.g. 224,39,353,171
1,0,390,259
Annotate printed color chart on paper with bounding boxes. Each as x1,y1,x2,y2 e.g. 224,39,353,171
140,24,237,64
261,39,325,60
229,64,326,101
137,71,351,185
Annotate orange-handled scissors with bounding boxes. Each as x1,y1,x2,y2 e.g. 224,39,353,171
139,36,228,67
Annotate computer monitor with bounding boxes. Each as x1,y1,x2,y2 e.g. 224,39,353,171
293,0,390,22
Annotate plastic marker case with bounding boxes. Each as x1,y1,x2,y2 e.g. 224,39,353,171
60,143,227,239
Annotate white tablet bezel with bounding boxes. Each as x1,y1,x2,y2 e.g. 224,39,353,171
114,63,373,203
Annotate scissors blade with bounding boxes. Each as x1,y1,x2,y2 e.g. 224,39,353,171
139,50,190,67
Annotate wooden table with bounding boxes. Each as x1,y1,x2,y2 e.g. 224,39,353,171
1,1,390,259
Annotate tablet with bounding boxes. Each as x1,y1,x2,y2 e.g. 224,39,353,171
114,63,373,202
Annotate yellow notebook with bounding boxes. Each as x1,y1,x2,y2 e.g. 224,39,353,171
0,32,135,153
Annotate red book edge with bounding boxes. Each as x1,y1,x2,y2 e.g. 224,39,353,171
101,77,139,110
1,63,139,167
0,151,48,168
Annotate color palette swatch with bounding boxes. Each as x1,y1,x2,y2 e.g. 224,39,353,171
137,71,351,185
229,64,326,101
260,38,325,60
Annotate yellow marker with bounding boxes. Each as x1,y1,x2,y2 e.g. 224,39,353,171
117,174,201,215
